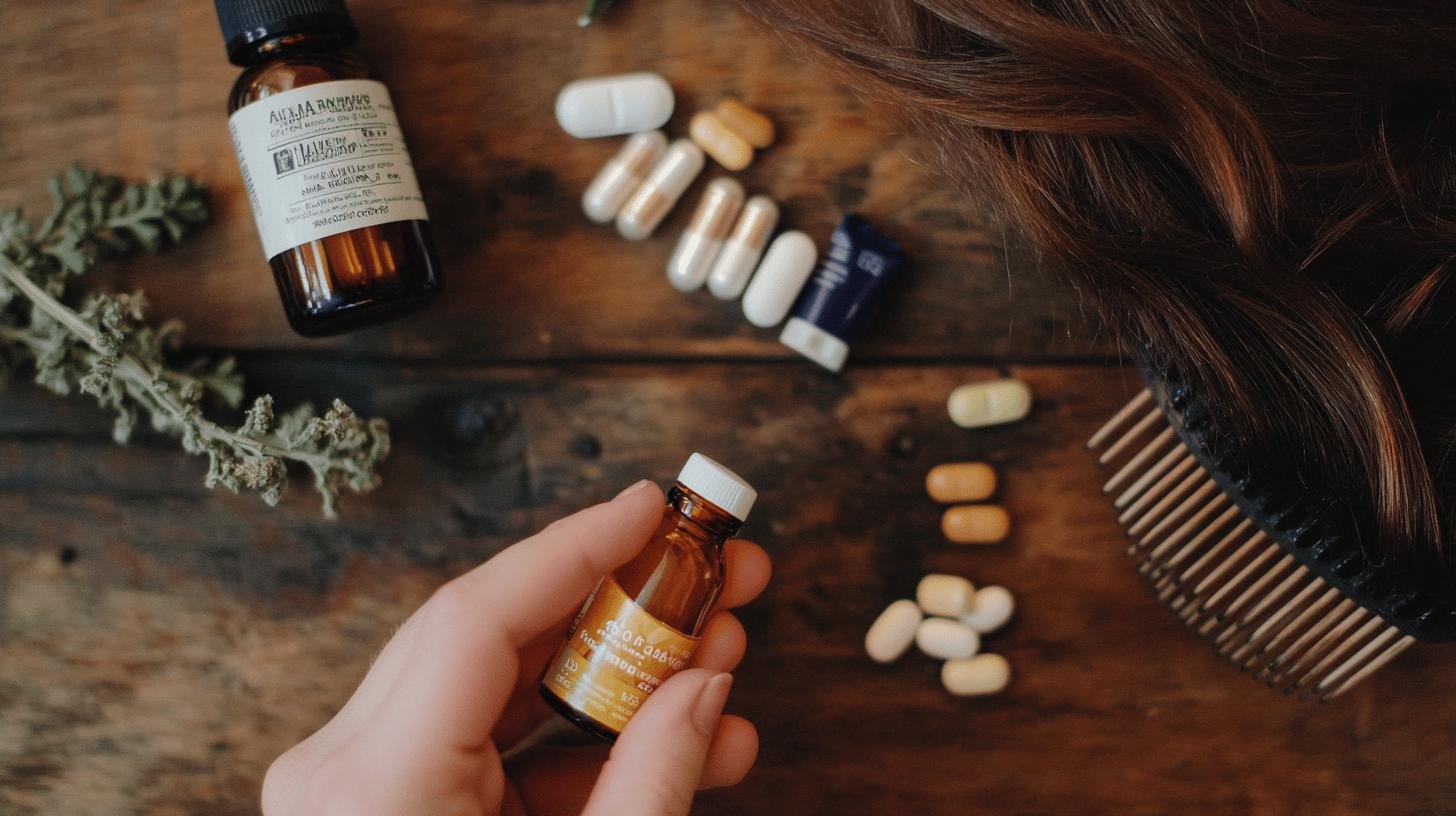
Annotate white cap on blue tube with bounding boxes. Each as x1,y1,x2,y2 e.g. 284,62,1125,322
780,317,850,372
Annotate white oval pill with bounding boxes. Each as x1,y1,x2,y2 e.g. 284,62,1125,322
742,230,817,328
616,139,705,241
864,599,923,664
948,378,1033,429
667,178,744,292
915,574,975,618
555,72,675,139
915,617,981,660
941,653,1011,696
959,585,1015,634
708,196,779,299
581,131,667,224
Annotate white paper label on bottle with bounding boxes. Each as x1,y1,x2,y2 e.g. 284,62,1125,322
227,79,429,260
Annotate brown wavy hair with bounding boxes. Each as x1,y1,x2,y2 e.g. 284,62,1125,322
741,0,1456,589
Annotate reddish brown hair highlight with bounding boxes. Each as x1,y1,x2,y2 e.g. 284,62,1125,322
743,0,1456,587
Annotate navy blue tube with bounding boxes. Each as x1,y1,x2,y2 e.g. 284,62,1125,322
782,214,905,369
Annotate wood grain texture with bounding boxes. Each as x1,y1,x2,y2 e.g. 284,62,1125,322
0,0,1106,362
2,362,1454,815
2,0,1453,814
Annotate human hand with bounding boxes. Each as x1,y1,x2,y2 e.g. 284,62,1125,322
261,480,771,816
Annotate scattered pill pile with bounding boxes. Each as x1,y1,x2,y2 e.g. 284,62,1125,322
866,574,1015,696
556,71,904,372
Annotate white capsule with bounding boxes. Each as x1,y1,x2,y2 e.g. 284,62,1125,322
915,617,981,660
948,378,1033,429
742,231,817,327
959,585,1015,634
915,574,976,618
667,178,745,292
555,72,675,139
581,131,667,224
616,139,705,241
707,196,779,299
864,599,923,664
941,653,1012,697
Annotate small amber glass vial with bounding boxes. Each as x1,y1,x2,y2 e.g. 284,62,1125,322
215,0,441,336
542,454,757,741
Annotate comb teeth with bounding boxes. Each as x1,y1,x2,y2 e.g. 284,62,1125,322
1089,388,1415,701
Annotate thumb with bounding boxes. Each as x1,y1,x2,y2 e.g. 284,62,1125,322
581,669,733,816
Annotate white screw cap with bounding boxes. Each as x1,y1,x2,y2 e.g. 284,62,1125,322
676,453,757,521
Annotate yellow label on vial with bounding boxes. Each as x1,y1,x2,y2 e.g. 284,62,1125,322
543,577,699,734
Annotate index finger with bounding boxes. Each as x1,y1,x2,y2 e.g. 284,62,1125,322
456,479,668,648
359,480,667,754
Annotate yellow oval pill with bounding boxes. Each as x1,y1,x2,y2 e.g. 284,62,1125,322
916,574,976,617
942,653,1012,697
942,505,1012,544
947,378,1032,429
864,599,922,664
690,111,754,172
714,98,776,149
925,462,997,503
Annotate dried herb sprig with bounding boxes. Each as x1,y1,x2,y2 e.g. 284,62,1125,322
0,167,390,518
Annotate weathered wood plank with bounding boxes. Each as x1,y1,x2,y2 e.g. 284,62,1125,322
0,0,1108,362
1,362,1452,815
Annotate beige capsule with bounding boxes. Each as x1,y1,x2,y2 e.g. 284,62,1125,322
616,139,705,241
667,178,745,292
941,653,1012,697
714,98,776,148
915,574,976,618
581,131,667,224
864,599,923,664
690,111,754,172
942,505,1012,544
707,195,779,300
925,462,997,503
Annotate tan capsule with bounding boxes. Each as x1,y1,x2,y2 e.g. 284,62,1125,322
958,585,1015,634
941,653,1012,697
667,178,745,292
925,462,997,503
707,195,779,300
581,131,667,224
690,111,754,172
714,98,776,148
942,505,1012,544
616,139,705,241
864,599,923,664
915,617,981,660
915,574,976,618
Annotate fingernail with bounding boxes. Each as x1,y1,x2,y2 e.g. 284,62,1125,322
692,672,733,735
614,479,653,500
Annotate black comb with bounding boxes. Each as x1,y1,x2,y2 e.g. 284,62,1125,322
1087,366,1456,700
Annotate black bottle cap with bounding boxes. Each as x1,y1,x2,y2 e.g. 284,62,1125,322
214,0,358,66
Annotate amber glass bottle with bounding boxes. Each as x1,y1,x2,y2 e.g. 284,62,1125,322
542,454,757,741
216,0,441,336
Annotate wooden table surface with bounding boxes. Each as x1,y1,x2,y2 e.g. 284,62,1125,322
2,2,1453,814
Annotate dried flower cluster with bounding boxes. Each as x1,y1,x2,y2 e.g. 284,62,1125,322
0,167,390,518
